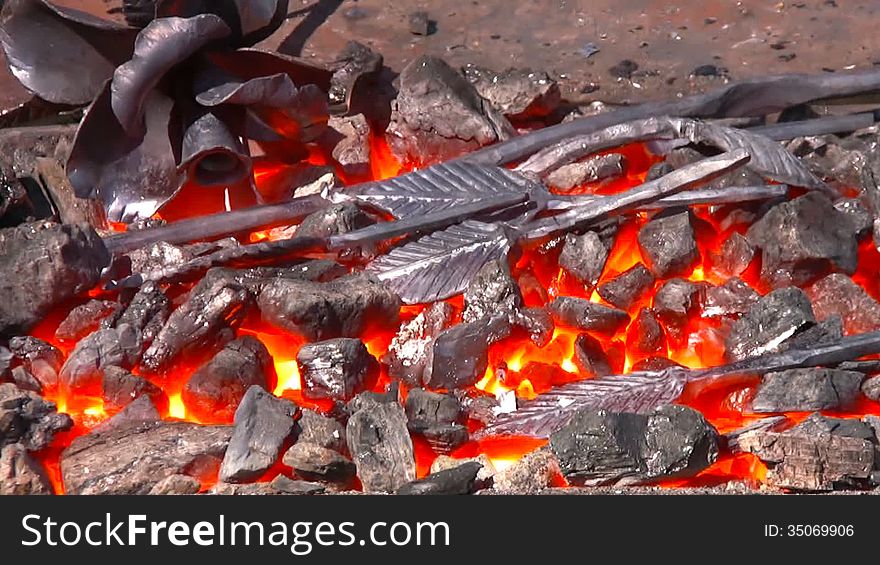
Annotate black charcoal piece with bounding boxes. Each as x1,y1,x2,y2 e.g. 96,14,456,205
8,336,62,391
347,382,400,414
463,260,522,323
296,202,376,239
597,264,655,310
421,425,469,452
148,474,201,495
61,421,231,495
545,154,625,190
863,376,880,402
408,11,432,35
0,443,52,495
808,274,880,334
384,302,454,386
102,366,168,415
282,442,356,484
111,282,170,348
296,409,347,453
781,316,844,351
790,413,875,440
141,273,253,374
55,299,120,343
328,41,383,112
59,325,142,396
725,287,816,361
0,221,109,337
715,232,755,277
386,55,514,164
549,405,719,486
182,337,275,424
346,402,415,493
751,368,864,413
268,476,326,495
397,461,482,495
637,211,699,278
219,386,299,484
462,65,561,121
297,338,378,401
405,389,464,431
325,114,372,178
834,198,873,237
258,275,400,341
517,307,555,347
609,59,639,79
626,308,667,360
549,296,630,335
424,316,508,390
746,192,858,287
631,357,682,372
573,333,614,377
455,389,501,426
702,277,760,317
559,231,611,289
737,419,873,491
0,383,72,451
0,346,11,381
493,447,560,492
92,395,161,433
653,278,699,332
11,367,41,394
645,161,674,182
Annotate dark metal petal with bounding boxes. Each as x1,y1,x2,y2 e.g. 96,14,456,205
66,82,180,222
205,48,332,92
111,14,231,134
179,109,252,188
0,0,138,104
157,0,288,45
195,72,300,107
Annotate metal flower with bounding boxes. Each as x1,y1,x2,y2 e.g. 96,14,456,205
0,0,332,222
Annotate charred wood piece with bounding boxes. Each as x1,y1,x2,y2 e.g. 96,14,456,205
297,338,378,401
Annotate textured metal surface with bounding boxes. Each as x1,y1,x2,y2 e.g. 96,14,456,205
683,119,828,192
480,330,880,439
479,369,691,439
366,220,511,304
343,161,543,219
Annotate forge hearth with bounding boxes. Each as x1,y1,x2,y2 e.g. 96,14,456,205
5,0,880,497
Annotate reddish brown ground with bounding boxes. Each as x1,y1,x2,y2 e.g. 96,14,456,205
6,0,878,111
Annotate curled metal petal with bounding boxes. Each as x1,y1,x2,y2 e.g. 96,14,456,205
0,0,137,104
179,109,252,188
111,14,231,134
195,72,301,107
157,0,288,45
66,82,180,222
205,48,332,92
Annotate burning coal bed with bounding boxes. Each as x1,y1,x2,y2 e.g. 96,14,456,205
7,5,880,496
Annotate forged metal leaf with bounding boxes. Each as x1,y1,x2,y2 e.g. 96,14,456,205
195,72,300,107
366,220,512,304
0,0,138,104
111,14,231,134
682,120,827,190
67,82,179,222
345,161,544,219
205,49,333,93
158,0,288,45
179,110,252,188
478,369,691,439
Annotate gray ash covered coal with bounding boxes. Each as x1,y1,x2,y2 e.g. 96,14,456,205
0,221,108,337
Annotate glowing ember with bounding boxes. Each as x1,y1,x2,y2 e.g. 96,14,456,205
29,130,880,493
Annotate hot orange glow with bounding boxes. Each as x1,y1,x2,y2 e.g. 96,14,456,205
33,132,880,494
